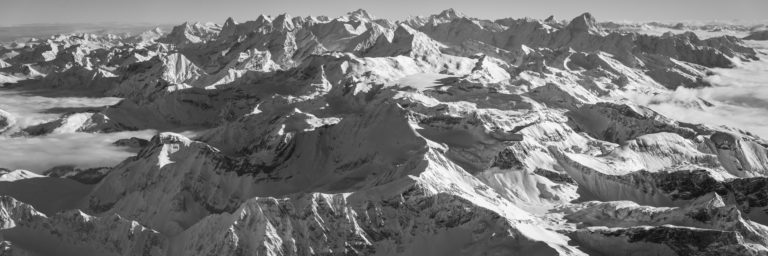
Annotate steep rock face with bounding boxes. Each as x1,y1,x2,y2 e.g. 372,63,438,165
102,88,236,129
572,225,765,256
0,196,42,244
566,102,695,143
702,131,768,177
0,239,33,256
85,103,433,234
0,59,12,68
171,143,581,255
363,24,444,57
43,165,111,184
549,167,768,225
554,132,721,180
197,109,337,159
20,112,124,135
172,187,574,256
635,32,747,68
11,66,119,93
412,12,756,89
404,8,467,28
113,137,150,149
0,109,14,134
0,195,166,256
3,34,125,79
0,174,93,215
745,30,768,40
566,13,602,35
217,17,263,41
109,53,206,101
87,103,586,254
565,193,768,245
159,22,221,47
2,9,768,256
86,132,244,234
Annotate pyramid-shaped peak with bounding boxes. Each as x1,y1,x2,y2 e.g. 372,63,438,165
689,192,727,209
224,17,236,26
567,12,600,34
436,8,464,19
347,9,374,20
219,17,239,38
255,14,273,24
273,13,294,22
272,13,295,30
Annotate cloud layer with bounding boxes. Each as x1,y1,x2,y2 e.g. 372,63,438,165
0,130,156,172
633,41,768,138
0,89,143,172
0,89,121,130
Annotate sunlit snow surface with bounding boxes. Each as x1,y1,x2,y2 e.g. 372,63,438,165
0,89,155,171
391,73,454,91
632,41,768,138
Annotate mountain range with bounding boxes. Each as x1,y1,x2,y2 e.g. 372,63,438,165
2,8,768,256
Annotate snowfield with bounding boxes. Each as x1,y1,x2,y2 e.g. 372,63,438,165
2,8,768,256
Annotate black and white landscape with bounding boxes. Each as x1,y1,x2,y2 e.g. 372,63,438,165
2,7,768,256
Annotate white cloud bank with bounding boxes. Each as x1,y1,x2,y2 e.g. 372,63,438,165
633,41,768,138
0,130,157,172
0,89,150,172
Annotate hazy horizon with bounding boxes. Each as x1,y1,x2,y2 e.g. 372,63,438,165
1,0,767,26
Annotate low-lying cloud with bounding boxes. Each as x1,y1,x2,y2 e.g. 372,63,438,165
631,42,768,138
0,130,157,172
0,89,147,172
0,88,211,172
0,89,121,129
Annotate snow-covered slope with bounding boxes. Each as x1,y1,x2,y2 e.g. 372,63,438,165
2,9,768,256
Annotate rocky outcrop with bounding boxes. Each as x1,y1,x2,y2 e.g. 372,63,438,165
0,169,41,182
0,195,166,256
703,131,768,177
109,53,207,101
1,9,767,256
159,22,220,47
43,165,110,184
567,102,696,143
572,225,766,256
745,30,768,40
20,112,124,135
0,109,13,134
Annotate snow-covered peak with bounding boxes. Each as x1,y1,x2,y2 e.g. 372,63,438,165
346,8,375,21
219,17,238,36
567,12,602,34
3,9,768,256
272,13,296,31
0,169,42,182
160,21,221,46
155,132,193,146
365,23,444,57
126,27,164,44
435,8,465,20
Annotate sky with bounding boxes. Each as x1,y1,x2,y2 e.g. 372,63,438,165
1,0,767,26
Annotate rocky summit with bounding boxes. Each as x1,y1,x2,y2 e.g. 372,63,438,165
1,8,768,256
